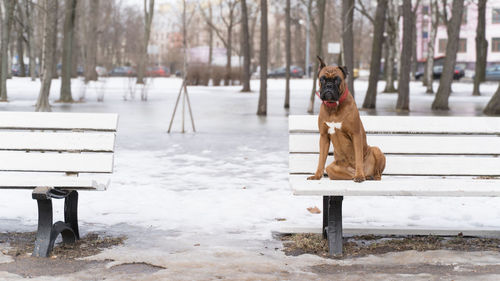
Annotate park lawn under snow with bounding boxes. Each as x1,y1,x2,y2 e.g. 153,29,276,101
0,76,498,276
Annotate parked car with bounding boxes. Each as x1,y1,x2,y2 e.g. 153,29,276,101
415,65,465,80
108,66,136,77
95,66,108,76
484,65,500,81
12,64,29,76
268,65,304,78
146,66,170,77
267,65,304,78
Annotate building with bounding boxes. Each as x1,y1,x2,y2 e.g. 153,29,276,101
415,1,500,70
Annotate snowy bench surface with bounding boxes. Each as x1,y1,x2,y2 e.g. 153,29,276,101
289,115,500,255
0,112,118,190
0,111,118,257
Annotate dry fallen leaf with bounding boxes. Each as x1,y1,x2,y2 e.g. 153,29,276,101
307,206,321,214
275,218,287,221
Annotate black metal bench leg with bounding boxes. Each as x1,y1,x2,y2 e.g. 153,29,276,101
322,196,329,239
327,196,343,256
33,199,54,257
64,191,80,240
32,188,79,257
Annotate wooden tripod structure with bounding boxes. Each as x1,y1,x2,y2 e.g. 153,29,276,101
167,78,195,133
167,0,196,134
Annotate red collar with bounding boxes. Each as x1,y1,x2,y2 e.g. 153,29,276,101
316,86,349,108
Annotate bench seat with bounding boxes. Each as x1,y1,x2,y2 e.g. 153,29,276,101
291,176,500,197
0,176,108,190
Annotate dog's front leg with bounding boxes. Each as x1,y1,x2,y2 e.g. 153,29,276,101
352,133,365,183
308,133,330,180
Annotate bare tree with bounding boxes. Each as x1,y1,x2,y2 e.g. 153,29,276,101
18,0,36,81
484,82,500,115
59,0,77,103
383,0,398,93
36,0,58,112
473,0,487,96
136,0,155,91
284,0,291,108
0,0,16,101
84,0,99,84
241,0,251,92
15,10,26,77
257,0,267,116
396,0,412,111
306,0,327,114
432,0,464,110
424,0,438,93
361,0,388,109
201,0,240,86
342,0,354,96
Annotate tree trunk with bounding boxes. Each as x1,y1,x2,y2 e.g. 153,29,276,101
0,0,15,101
432,0,464,111
60,0,77,103
84,0,99,83
410,10,418,81
137,0,155,89
307,0,326,114
383,0,398,93
16,21,26,77
396,0,413,111
473,0,487,96
257,0,267,116
362,0,388,109
241,0,251,92
207,3,213,86
484,82,500,115
21,0,36,81
224,17,233,86
284,0,291,107
36,0,57,112
51,1,59,79
342,0,354,96
425,0,438,94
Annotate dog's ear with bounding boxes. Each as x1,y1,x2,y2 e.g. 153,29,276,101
317,56,326,72
339,66,349,79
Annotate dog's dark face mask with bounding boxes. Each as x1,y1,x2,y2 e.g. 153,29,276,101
316,56,349,103
319,75,342,102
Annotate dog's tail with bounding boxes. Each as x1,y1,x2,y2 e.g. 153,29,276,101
371,146,386,180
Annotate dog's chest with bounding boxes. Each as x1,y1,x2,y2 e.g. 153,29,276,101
325,121,342,134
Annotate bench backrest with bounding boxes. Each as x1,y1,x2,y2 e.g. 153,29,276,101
0,112,118,174
289,115,500,177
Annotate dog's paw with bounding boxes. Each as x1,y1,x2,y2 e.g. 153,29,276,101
307,175,321,180
353,175,365,183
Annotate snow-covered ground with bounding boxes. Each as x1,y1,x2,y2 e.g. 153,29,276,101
0,77,499,279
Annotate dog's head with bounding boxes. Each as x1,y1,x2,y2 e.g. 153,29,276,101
316,56,348,103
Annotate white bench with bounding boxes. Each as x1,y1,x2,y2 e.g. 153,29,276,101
0,112,118,257
289,115,500,256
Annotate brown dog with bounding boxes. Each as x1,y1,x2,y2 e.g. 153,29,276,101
307,56,385,182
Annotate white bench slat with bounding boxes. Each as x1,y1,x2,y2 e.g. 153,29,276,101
0,112,118,131
0,151,113,173
290,135,500,155
289,115,500,134
290,176,500,196
0,176,108,190
290,154,500,176
0,132,115,152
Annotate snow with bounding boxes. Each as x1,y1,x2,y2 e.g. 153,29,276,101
0,76,499,277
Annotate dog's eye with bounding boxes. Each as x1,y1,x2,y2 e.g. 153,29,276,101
320,77,325,84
